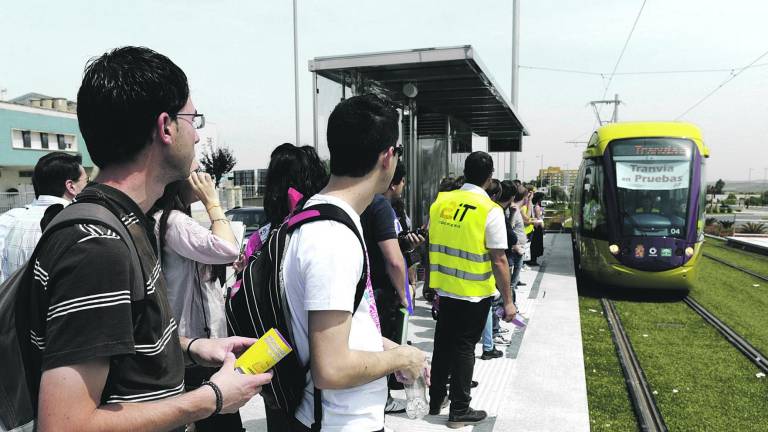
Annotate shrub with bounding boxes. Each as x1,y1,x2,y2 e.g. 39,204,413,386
739,222,767,234
705,217,717,226
719,220,735,229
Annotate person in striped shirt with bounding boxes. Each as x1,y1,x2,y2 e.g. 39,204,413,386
25,46,272,432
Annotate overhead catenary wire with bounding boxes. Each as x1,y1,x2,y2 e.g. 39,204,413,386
601,0,648,100
675,47,768,120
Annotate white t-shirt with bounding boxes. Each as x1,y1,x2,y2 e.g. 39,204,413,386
283,194,387,431
436,183,508,302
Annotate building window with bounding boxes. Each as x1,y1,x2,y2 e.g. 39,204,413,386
40,133,49,149
19,171,33,178
57,134,66,150
22,130,31,148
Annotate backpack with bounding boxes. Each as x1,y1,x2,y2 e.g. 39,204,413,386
225,203,368,431
0,201,144,431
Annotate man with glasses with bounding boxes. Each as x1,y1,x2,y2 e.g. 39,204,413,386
22,46,271,432
282,94,426,431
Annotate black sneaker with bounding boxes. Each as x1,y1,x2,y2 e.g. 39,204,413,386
429,395,449,415
471,380,479,388
480,349,503,360
516,281,527,286
447,408,488,428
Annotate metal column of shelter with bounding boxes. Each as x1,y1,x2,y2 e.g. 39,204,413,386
309,45,529,226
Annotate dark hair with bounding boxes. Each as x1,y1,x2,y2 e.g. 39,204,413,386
454,176,466,189
77,46,189,168
438,176,456,192
32,152,83,198
149,181,189,257
485,178,501,201
391,197,410,231
499,180,515,203
326,94,399,177
391,160,406,186
464,151,494,186
264,143,328,227
300,145,330,192
512,179,522,187
532,192,545,206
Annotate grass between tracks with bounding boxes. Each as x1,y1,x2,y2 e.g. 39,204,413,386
614,300,768,431
579,297,637,432
692,240,768,355
702,237,768,278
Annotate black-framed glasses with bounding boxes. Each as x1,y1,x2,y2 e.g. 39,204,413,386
175,113,206,129
393,145,404,158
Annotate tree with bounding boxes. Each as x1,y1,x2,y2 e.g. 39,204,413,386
714,179,725,194
200,146,237,187
550,185,568,202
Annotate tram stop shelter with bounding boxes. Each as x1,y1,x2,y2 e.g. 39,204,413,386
309,45,529,225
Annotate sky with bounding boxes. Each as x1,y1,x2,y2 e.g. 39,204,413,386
2,0,768,183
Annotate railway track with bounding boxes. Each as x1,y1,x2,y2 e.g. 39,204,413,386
683,296,768,374
701,253,768,283
601,298,668,432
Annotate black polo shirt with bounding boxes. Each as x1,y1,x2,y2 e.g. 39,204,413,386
25,183,185,408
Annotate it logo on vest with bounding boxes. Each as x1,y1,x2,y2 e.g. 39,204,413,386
439,202,477,222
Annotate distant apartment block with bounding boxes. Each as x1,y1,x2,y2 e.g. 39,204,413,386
0,93,95,211
537,166,578,191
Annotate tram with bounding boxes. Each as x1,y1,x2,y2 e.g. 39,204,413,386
571,122,710,290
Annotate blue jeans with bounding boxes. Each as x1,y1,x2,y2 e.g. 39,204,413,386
482,308,494,352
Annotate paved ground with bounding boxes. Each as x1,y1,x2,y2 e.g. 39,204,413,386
240,233,590,431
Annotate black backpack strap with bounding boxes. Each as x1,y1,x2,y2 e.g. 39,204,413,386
42,202,145,301
286,203,371,431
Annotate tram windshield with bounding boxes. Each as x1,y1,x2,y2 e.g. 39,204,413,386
611,138,693,238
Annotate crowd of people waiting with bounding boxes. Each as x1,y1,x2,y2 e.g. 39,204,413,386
0,45,546,432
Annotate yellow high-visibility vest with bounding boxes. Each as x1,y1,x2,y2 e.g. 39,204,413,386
428,189,496,298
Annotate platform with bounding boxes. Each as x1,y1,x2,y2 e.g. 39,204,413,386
239,233,589,431
725,235,768,256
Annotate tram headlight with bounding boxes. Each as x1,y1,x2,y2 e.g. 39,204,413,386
608,244,620,255
685,247,694,257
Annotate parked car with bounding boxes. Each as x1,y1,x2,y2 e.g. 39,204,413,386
225,206,267,239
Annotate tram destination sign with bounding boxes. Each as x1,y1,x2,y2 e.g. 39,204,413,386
616,161,689,190
612,138,692,158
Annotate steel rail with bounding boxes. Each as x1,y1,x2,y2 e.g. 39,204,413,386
601,298,668,432
701,253,768,283
683,297,768,374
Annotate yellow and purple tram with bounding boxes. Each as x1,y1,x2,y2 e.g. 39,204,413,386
571,122,710,291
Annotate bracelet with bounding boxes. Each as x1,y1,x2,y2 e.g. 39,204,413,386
210,218,230,224
186,337,201,366
206,204,222,212
200,380,223,417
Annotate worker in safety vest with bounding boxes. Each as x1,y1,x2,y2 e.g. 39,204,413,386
427,151,517,428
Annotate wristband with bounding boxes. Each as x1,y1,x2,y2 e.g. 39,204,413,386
200,380,223,417
186,337,201,366
210,218,230,224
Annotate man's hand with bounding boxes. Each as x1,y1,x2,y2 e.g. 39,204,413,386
188,337,257,367
501,302,518,323
402,232,425,250
208,353,273,414
393,345,426,384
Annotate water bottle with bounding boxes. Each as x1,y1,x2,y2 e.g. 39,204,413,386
404,372,429,419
